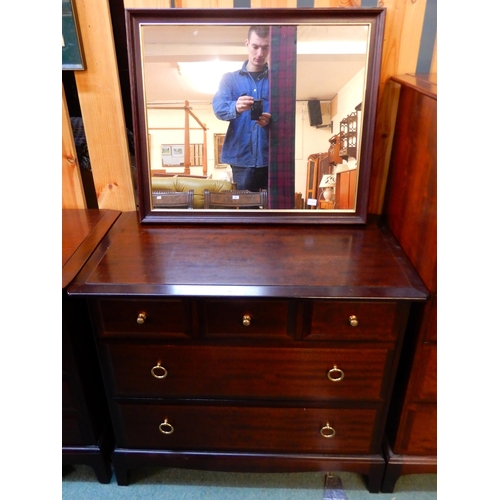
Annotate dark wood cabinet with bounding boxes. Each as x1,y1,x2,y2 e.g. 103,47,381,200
381,73,437,492
69,212,427,492
62,209,120,483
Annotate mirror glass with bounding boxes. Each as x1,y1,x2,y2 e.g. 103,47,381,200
127,9,385,224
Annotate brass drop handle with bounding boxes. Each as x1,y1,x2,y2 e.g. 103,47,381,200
327,365,345,382
242,314,251,327
151,362,168,379
159,418,174,435
137,312,147,324
320,422,336,438
349,315,359,327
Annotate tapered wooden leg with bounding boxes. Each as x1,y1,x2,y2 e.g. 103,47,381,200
111,452,130,486
366,463,385,493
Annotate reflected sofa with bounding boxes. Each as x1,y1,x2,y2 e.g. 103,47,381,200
151,176,235,209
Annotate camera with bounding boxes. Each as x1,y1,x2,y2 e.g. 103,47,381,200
250,99,263,120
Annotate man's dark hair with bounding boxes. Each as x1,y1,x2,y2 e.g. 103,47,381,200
248,26,270,39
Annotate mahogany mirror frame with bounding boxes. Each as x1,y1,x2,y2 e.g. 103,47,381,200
125,7,385,225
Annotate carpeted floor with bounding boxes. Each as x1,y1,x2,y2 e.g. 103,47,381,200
62,465,437,499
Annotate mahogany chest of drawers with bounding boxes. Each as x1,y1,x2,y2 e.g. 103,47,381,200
381,73,437,491
69,212,427,491
62,209,120,482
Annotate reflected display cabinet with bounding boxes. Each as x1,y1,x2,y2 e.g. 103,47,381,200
68,212,428,492
381,73,437,492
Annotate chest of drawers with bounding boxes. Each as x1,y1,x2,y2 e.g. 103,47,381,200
62,209,120,483
69,212,427,491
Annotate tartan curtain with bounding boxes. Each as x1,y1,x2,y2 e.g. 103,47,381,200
268,26,297,209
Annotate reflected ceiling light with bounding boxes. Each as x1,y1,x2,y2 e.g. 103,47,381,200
177,60,241,95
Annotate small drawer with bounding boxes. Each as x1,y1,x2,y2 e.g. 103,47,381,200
303,301,401,342
201,299,292,340
91,298,193,339
115,402,378,454
106,344,391,401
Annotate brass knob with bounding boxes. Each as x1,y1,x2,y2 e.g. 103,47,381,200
137,312,147,324
320,422,336,438
242,314,251,327
151,362,168,379
349,315,358,327
159,418,174,435
327,365,345,382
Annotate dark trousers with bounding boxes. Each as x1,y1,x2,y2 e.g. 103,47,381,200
231,166,268,192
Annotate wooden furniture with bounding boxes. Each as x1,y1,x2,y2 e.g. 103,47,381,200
68,212,427,491
336,169,357,210
62,209,120,483
151,190,194,209
319,200,334,210
381,73,437,492
204,189,268,209
305,152,330,209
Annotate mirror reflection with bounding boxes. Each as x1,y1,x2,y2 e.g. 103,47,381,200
141,22,369,212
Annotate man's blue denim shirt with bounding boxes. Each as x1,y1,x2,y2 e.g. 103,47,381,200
212,61,270,168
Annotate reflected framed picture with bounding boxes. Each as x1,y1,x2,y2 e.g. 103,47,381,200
62,0,85,70
214,133,228,169
172,146,184,157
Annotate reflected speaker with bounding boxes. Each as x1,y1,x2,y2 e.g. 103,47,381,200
307,100,323,127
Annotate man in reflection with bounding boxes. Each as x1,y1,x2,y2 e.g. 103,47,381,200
212,26,271,192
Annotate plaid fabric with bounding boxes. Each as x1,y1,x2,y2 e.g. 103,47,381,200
268,26,297,209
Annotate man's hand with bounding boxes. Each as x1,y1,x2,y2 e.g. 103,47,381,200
257,112,271,128
236,96,254,113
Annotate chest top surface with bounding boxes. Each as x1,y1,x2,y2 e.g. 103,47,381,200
68,212,428,300
62,209,121,289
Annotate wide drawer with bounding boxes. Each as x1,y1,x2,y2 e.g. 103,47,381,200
106,344,391,401
115,403,378,454
303,301,401,342
91,298,193,339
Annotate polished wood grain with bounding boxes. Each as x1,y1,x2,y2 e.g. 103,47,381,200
115,403,378,454
63,209,121,288
70,212,428,299
305,300,400,342
384,74,437,292
104,343,391,401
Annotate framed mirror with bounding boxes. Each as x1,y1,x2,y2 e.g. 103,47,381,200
126,8,385,224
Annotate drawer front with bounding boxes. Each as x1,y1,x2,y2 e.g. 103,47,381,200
304,301,400,342
106,344,391,401
92,298,193,339
62,414,85,446
394,403,437,455
115,403,378,454
201,299,292,340
411,343,437,402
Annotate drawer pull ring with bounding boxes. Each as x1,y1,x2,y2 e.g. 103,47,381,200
327,365,345,382
349,315,359,327
159,419,174,435
151,363,168,379
242,314,251,327
137,312,147,324
320,422,336,438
